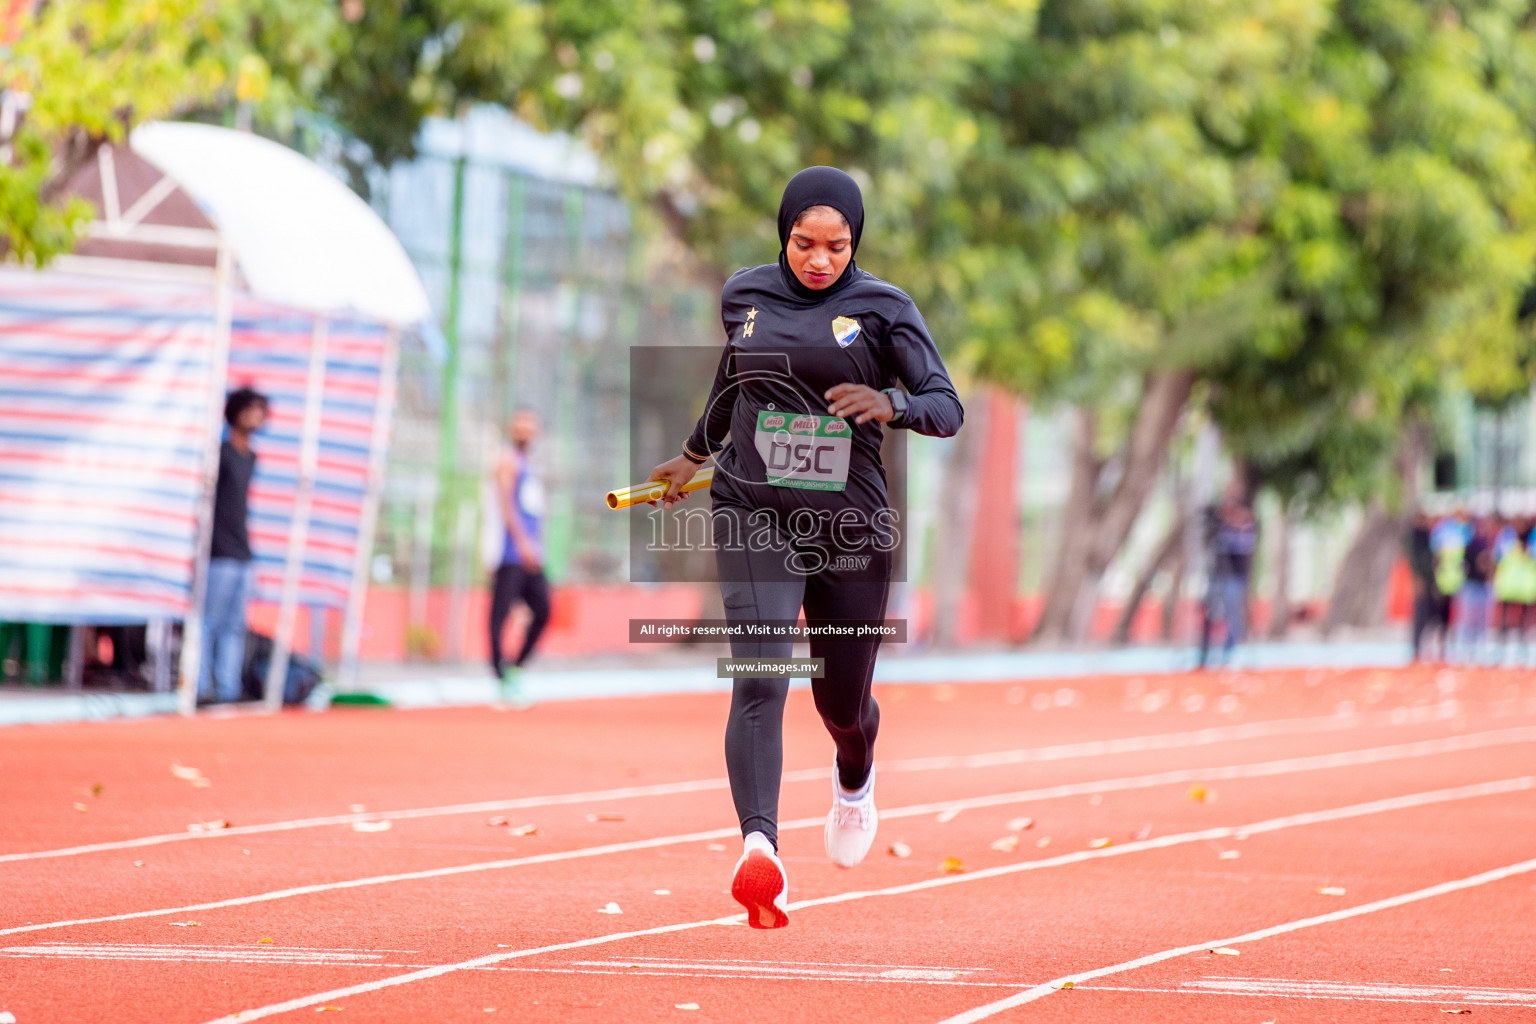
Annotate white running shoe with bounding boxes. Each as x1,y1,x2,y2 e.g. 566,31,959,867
731,831,789,929
824,765,878,868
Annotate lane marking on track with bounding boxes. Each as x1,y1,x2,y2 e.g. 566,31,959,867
0,943,416,966
6,727,1532,938
481,965,1018,987
1087,976,1536,1007
931,855,1536,1023
196,775,1533,1023
0,708,1442,865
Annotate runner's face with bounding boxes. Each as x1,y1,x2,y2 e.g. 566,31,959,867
510,412,540,446
786,206,852,290
237,403,267,433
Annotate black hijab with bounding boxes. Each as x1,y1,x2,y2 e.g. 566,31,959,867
776,166,864,301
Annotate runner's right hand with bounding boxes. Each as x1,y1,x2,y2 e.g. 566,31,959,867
646,455,700,509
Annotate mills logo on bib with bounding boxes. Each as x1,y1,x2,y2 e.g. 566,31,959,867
832,316,861,348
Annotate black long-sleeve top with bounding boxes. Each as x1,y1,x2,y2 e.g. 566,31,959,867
683,262,963,534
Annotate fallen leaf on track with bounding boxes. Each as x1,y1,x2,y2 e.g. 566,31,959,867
1036,837,1051,848
133,861,145,867
1316,886,1347,896
1209,947,1240,956
938,857,965,874
596,902,622,915
91,784,103,797
190,777,212,789
348,804,366,813
653,889,671,895
170,763,203,781
587,813,625,822
1056,981,1074,990
351,820,391,833
188,820,230,833
72,802,88,813
675,1004,700,1011
258,938,273,944
888,841,912,858
1007,816,1034,831
1440,1010,1471,1014
706,843,727,851
315,1007,343,1013
989,836,1020,853
935,808,962,823
1133,824,1153,841
1088,837,1112,849
485,816,509,827
508,824,539,836
1218,850,1241,860
1187,785,1209,802
169,921,200,928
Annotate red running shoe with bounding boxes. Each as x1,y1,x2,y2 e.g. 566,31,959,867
731,833,789,929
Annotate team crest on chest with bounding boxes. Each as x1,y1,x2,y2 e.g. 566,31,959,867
832,316,861,347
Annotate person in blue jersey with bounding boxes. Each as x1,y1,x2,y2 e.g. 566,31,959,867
490,408,550,706
199,386,267,705
646,167,964,929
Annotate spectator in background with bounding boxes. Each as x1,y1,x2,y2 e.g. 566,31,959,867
1493,516,1536,665
1198,485,1257,669
489,408,551,707
1457,514,1496,663
1405,510,1448,662
199,387,268,704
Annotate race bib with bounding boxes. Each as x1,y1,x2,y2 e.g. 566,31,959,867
754,410,851,491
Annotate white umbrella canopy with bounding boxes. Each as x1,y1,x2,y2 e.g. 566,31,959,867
131,121,431,327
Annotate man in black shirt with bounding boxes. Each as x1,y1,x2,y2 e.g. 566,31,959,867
198,387,267,703
1198,486,1257,668
1405,510,1447,661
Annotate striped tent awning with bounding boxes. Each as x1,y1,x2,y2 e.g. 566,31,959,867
0,268,388,623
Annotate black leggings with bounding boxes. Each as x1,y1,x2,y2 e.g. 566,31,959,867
714,505,891,850
489,564,551,675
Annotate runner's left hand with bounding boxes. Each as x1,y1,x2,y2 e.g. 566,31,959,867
825,383,894,425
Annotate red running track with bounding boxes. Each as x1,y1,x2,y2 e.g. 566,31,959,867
2,665,1534,1023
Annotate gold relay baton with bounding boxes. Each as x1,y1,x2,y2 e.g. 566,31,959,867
606,466,715,509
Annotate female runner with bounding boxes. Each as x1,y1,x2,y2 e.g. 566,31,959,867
647,167,963,928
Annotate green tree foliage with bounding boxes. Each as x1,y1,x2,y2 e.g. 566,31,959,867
1211,0,1536,515
0,0,245,263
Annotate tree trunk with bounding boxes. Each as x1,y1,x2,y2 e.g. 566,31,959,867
1267,499,1292,639
1110,508,1189,646
1030,408,1101,642
1161,543,1186,642
1033,369,1195,644
1320,421,1428,633
929,394,984,647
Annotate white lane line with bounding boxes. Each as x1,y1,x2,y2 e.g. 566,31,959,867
482,965,1016,987
196,776,1532,1023
0,709,1422,864
6,727,1531,938
932,855,1536,1023
1090,975,1536,1006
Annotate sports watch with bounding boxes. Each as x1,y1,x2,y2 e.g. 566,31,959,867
881,387,909,425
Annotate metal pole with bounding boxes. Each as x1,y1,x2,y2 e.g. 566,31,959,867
338,327,400,691
264,318,329,711
437,155,466,503
147,618,172,692
178,239,235,716
498,172,527,418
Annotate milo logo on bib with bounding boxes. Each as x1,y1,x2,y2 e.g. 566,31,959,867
754,408,852,492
